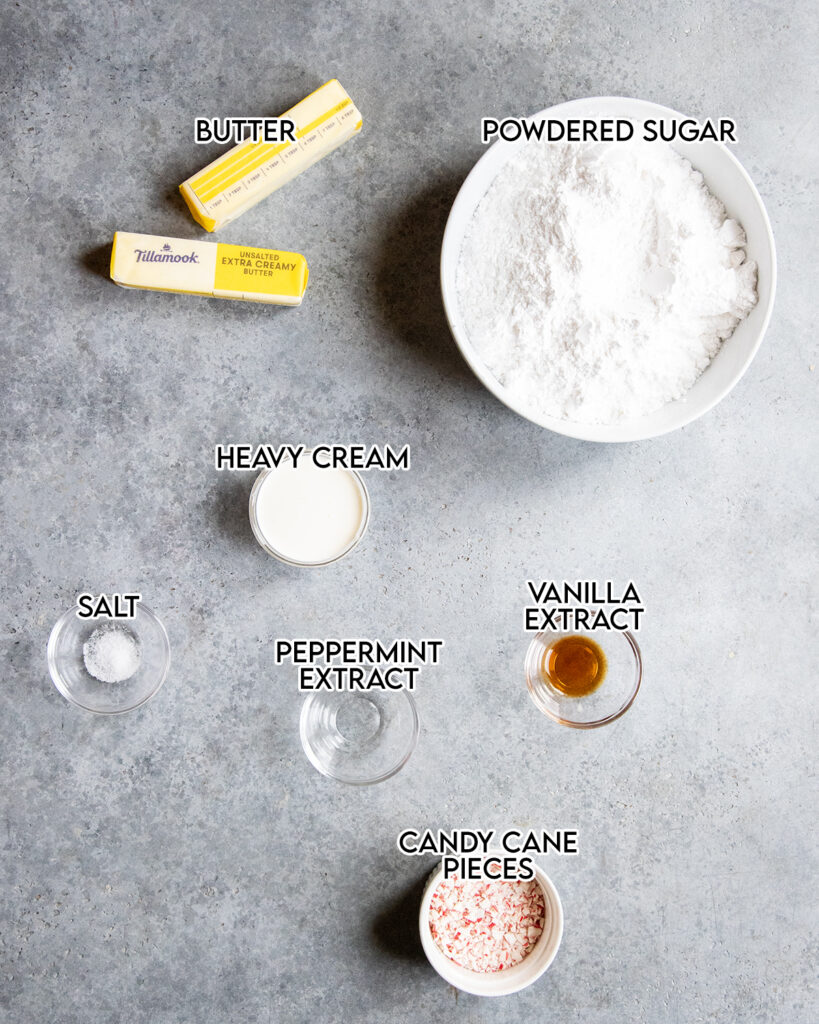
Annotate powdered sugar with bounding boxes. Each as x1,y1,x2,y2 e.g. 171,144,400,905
456,140,758,424
428,875,545,972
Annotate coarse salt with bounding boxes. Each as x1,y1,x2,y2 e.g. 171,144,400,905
83,626,141,683
428,875,546,972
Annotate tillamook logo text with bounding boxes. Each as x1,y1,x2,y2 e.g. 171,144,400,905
134,245,199,264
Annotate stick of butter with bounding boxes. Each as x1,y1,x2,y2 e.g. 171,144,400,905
110,232,309,305
180,79,362,232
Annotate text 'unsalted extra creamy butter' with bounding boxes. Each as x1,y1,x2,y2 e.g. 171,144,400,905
109,232,309,305
180,79,362,231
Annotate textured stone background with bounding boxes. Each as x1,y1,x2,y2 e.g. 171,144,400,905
1,1,816,1022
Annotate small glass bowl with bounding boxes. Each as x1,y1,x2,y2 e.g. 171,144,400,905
299,689,419,784
47,602,170,715
525,629,641,728
248,462,371,567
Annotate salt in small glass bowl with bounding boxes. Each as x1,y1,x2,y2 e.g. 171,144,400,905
525,629,641,728
47,601,170,715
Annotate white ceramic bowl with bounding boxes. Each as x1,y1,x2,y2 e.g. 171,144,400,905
419,863,563,996
440,96,777,441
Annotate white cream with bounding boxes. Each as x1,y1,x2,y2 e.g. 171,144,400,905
251,460,367,564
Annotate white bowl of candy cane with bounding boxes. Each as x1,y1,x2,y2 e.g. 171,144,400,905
419,860,564,996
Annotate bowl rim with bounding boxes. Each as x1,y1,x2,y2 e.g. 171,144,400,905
298,689,420,785
440,94,778,442
418,861,564,995
525,628,643,728
47,601,171,715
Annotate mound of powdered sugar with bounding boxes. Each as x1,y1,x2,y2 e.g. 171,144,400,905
456,141,758,424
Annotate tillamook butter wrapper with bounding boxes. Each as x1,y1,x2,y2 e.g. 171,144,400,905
110,232,308,305
180,79,362,231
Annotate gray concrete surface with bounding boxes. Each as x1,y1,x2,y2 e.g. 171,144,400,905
1,1,816,1021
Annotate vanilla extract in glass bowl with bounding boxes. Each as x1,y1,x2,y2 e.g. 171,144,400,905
525,630,641,728
542,634,608,697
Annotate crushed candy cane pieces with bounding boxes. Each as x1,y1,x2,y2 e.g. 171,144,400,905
428,876,546,972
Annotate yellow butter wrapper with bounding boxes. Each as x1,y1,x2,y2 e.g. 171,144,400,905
180,79,362,231
110,232,308,306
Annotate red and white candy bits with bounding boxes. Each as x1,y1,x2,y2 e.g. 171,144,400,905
428,875,546,972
